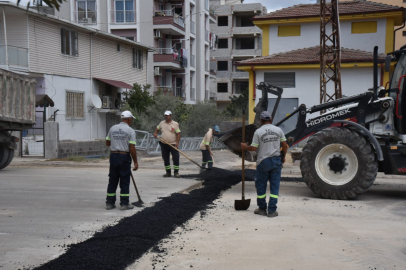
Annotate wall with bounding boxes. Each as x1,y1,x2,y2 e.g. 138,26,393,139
44,121,59,159
253,66,376,121
58,140,108,158
268,19,387,55
0,13,28,48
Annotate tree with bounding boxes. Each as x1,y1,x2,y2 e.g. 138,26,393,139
17,0,66,10
223,88,249,118
123,83,154,114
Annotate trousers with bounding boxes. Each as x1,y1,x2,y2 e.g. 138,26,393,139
106,153,131,205
201,150,213,168
255,156,282,213
160,142,180,173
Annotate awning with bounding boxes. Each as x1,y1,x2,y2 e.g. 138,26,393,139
36,94,55,107
94,78,133,89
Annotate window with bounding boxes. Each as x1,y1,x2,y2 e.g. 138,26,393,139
218,39,228,49
234,81,248,94
236,15,254,27
235,38,255,49
77,0,96,23
132,49,143,69
217,61,228,71
403,31,406,37
66,91,85,118
117,44,121,52
278,25,301,37
125,36,135,41
351,21,377,34
217,83,228,93
218,16,228,26
60,28,78,56
115,0,135,23
264,72,295,88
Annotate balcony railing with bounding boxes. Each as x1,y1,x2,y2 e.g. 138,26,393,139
73,11,97,24
205,30,209,42
190,88,195,101
205,60,209,72
191,55,195,67
190,20,195,34
154,86,185,98
110,10,136,23
154,10,185,28
154,47,182,62
205,0,209,10
0,45,29,67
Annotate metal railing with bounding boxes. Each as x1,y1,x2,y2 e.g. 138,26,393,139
205,60,209,72
205,0,209,10
110,10,136,23
190,20,195,34
190,88,196,100
154,86,184,97
154,10,185,28
0,45,29,67
154,48,173,54
73,11,97,24
205,30,209,42
134,130,225,154
191,55,195,67
209,9,216,18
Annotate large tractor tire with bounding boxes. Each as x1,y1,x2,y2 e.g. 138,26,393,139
300,127,378,200
0,144,14,170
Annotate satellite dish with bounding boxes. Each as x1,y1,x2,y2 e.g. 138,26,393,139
91,94,102,109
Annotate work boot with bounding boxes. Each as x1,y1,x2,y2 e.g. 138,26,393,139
163,172,171,177
120,204,134,210
106,204,116,210
254,208,267,216
173,172,180,178
267,211,279,218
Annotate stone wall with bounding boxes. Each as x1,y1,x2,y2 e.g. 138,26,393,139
58,140,109,158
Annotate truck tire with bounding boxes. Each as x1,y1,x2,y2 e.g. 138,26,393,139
300,127,378,200
0,144,14,170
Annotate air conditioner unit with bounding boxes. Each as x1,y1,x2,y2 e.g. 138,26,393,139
154,67,162,76
82,17,92,24
154,30,162,39
102,96,110,108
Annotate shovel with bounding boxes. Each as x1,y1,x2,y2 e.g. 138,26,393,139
234,108,251,210
130,171,144,207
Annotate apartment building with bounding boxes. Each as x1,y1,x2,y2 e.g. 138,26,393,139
209,0,266,110
0,2,152,157
54,0,217,104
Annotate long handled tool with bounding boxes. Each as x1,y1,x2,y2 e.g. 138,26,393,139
235,108,251,210
130,171,144,207
157,137,205,169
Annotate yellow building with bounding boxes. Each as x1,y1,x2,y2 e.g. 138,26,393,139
236,1,404,126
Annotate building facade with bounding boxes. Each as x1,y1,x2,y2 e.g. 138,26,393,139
209,0,266,110
236,1,404,132
54,0,217,104
0,2,152,156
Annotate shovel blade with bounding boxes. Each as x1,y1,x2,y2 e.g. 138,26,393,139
131,201,144,207
234,199,251,210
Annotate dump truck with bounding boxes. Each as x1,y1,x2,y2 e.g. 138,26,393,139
0,69,36,170
218,46,406,199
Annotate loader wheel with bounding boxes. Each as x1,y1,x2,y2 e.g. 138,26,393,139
0,145,14,170
300,127,378,200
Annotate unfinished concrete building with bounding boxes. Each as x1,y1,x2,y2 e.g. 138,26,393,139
209,0,266,110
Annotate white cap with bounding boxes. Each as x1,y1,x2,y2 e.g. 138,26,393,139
164,110,172,115
121,110,136,119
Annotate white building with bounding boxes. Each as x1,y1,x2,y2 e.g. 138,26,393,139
236,1,404,132
0,2,152,157
54,0,217,104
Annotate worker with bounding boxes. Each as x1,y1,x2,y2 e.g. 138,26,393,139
105,110,138,210
199,125,220,172
153,110,181,178
241,111,288,218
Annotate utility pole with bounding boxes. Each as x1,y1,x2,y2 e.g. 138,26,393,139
320,0,342,113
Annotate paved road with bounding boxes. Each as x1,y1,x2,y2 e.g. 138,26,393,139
0,166,200,270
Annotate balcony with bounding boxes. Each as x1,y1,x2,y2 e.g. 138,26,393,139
205,30,209,42
204,90,215,101
154,10,185,32
190,88,195,101
73,11,97,24
110,10,136,24
153,48,184,69
154,86,185,99
191,55,195,68
232,26,261,36
190,20,195,34
232,71,249,79
0,45,29,68
205,0,209,10
205,60,209,72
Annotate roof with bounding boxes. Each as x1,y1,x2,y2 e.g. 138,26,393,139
0,1,154,51
235,46,386,66
95,78,133,89
253,0,403,21
36,94,55,107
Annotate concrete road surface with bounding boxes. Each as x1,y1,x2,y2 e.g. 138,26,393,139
0,166,200,270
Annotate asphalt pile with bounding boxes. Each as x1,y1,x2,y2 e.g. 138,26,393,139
29,168,303,270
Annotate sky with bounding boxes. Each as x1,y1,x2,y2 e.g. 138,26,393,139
11,0,318,12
